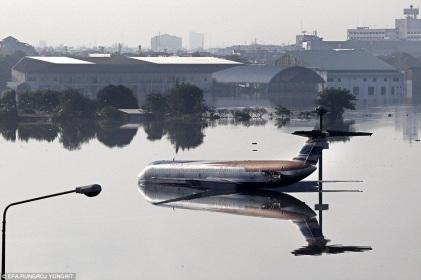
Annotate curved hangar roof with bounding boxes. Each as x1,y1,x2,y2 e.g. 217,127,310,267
212,65,324,84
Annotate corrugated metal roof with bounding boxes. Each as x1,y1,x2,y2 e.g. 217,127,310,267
27,56,94,64
130,56,242,65
285,50,397,72
13,56,237,74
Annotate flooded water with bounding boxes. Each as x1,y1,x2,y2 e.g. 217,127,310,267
0,104,420,279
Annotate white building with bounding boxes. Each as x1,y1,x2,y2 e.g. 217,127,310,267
10,55,241,101
347,27,398,41
396,5,421,40
189,32,204,50
348,5,421,41
279,50,405,101
151,34,182,52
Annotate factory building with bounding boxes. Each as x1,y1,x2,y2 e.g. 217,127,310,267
10,55,241,101
279,50,405,101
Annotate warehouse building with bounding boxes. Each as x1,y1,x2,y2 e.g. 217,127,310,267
279,50,405,101
10,55,241,101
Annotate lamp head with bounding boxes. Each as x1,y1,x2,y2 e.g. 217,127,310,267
315,106,328,116
75,184,102,197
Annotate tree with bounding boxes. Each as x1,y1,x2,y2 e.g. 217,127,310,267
56,89,96,119
247,107,268,119
316,88,356,118
274,105,291,119
96,85,138,109
18,90,60,112
142,93,169,114
230,109,252,121
166,84,206,115
0,89,18,119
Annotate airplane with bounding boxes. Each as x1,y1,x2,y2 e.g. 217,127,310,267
138,183,372,256
137,107,372,205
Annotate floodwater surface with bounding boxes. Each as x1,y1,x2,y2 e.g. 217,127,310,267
0,104,420,280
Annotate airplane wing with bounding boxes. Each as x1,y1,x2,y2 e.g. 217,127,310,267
272,181,363,193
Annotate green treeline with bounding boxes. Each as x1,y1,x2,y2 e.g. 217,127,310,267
0,84,139,120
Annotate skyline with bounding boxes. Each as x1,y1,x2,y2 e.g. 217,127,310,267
0,0,416,48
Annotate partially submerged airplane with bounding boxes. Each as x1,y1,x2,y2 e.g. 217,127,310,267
137,107,373,255
138,107,372,204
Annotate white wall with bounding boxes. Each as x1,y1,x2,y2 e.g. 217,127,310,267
325,72,404,101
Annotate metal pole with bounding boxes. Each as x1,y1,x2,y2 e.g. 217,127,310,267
318,151,323,233
1,190,76,279
318,107,324,234
2,219,5,280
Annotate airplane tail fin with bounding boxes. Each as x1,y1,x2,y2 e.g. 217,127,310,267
292,130,372,165
293,139,328,165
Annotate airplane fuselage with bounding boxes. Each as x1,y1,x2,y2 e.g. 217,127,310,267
138,160,317,190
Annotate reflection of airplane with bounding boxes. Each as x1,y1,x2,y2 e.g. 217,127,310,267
137,107,373,255
138,107,372,205
138,184,372,255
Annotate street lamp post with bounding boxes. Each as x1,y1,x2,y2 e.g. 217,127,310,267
1,184,102,280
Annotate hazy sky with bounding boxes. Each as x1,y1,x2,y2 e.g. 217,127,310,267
0,0,415,48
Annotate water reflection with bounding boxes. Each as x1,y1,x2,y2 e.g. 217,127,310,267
97,123,138,148
59,121,97,150
0,121,138,150
1,104,421,151
139,184,371,256
143,120,207,152
0,120,17,141
211,118,268,127
18,123,59,142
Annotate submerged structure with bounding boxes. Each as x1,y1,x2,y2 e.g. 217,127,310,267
10,55,241,101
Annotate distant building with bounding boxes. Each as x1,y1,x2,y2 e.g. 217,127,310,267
347,27,398,41
296,31,323,47
10,55,240,101
279,50,405,101
347,5,421,41
211,43,291,64
151,34,182,52
0,36,36,56
396,5,421,41
297,34,421,56
189,32,204,50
